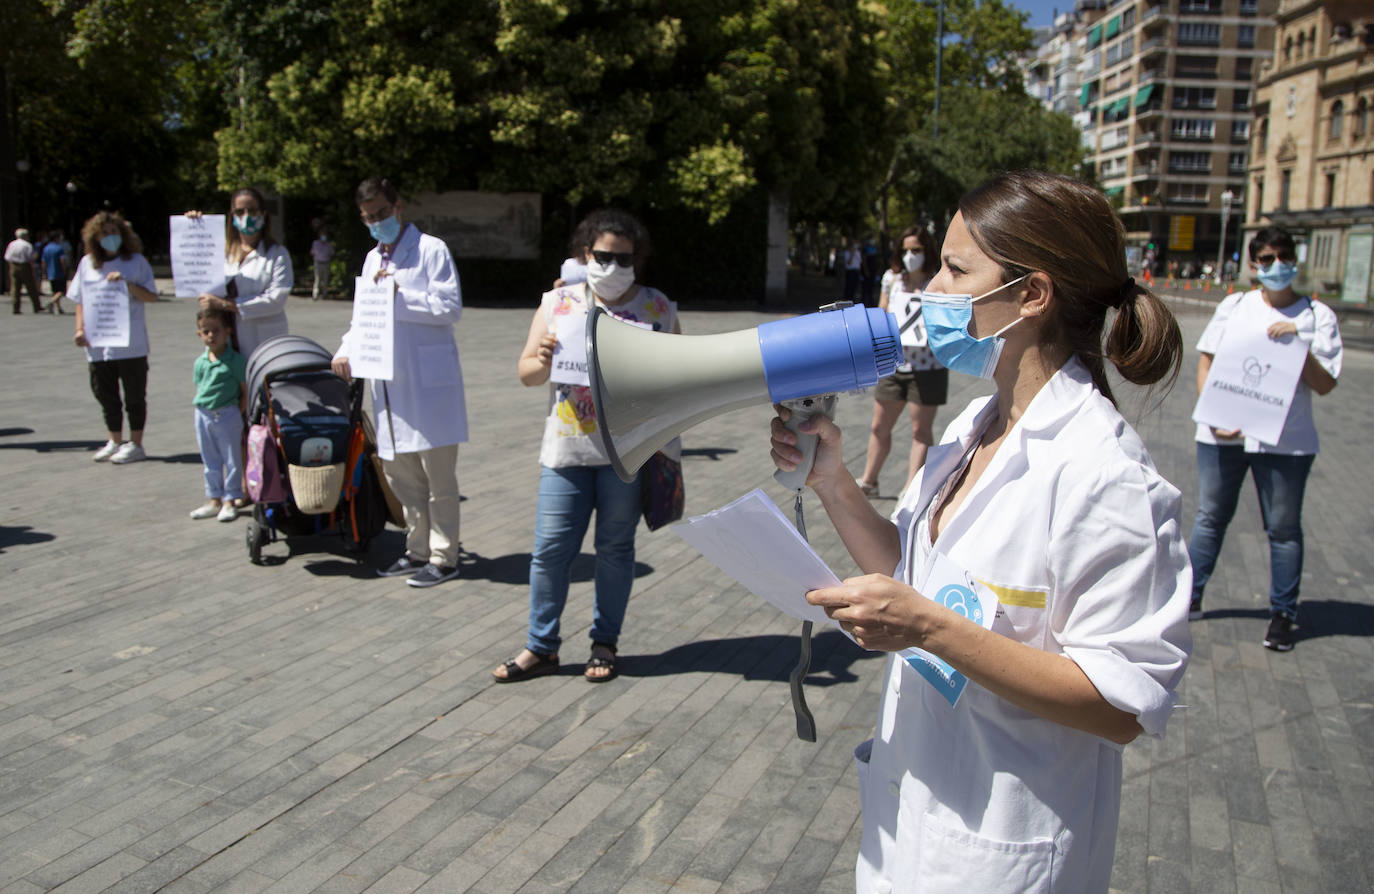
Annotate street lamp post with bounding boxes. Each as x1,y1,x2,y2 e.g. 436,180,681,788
1216,188,1234,284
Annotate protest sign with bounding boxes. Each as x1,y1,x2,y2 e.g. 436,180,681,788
83,278,131,348
169,215,226,298
1192,313,1307,445
349,277,395,380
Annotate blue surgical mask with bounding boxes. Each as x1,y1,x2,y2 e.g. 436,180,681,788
1256,259,1298,291
233,213,264,236
920,274,1030,379
367,215,402,245
99,234,122,253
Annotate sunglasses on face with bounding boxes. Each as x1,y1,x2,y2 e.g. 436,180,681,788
1255,253,1294,265
591,249,634,268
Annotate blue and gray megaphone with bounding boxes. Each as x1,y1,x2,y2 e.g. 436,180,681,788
586,302,901,490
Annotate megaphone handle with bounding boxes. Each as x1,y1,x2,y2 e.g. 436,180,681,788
774,394,838,492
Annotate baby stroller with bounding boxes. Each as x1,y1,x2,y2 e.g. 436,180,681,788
243,335,392,565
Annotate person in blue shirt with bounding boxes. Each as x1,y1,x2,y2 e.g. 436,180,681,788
41,231,69,314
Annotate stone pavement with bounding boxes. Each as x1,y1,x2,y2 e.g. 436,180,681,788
0,284,1371,893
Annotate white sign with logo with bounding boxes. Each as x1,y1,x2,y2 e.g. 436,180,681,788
1191,312,1308,445
169,214,227,298
349,277,395,381
896,291,927,348
899,551,1000,708
83,278,131,348
552,312,654,387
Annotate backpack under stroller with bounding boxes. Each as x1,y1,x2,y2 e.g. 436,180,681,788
243,335,391,565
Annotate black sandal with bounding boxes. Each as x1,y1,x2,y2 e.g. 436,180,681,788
492,650,559,683
585,642,617,683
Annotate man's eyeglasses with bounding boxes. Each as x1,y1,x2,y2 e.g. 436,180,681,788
359,205,395,225
591,249,634,268
1255,253,1294,265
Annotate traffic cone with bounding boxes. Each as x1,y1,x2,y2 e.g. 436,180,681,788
1226,284,1234,294
1185,281,1192,290
1203,281,1210,292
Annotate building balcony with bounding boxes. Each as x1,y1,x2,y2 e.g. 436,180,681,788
1140,37,1169,56
1168,163,1213,174
1141,5,1164,25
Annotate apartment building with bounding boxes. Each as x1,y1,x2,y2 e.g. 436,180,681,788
1249,1,1374,303
1075,0,1276,271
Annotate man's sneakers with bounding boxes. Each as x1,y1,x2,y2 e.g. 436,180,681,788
1263,613,1295,652
110,442,146,464
407,563,461,588
377,554,425,578
92,440,121,462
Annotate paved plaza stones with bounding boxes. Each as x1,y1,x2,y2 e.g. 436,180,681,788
0,282,1371,892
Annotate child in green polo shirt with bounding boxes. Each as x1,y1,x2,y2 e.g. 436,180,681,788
190,308,248,522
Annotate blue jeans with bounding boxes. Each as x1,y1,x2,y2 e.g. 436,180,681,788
1188,443,1314,618
195,406,244,501
527,465,641,656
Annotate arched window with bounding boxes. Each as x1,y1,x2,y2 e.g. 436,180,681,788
1298,33,1306,57
1284,35,1293,62
1357,98,1369,138
1331,100,1344,140
1308,27,1316,55
1259,118,1269,153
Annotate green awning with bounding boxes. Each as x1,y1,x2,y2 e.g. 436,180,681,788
1134,84,1156,107
1105,186,1125,197
1105,16,1121,38
1088,24,1102,47
1080,82,1093,105
1109,97,1130,116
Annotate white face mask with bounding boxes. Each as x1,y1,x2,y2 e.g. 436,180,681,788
586,259,636,301
902,251,924,273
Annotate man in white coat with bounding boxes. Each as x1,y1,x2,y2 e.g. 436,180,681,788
332,177,468,587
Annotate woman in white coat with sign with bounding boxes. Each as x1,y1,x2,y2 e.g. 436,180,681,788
188,186,293,359
770,171,1192,893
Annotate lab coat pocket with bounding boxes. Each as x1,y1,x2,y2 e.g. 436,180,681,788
983,579,1050,650
417,344,460,388
915,813,1055,894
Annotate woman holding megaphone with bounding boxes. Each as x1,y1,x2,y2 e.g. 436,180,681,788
494,209,681,685
770,171,1192,892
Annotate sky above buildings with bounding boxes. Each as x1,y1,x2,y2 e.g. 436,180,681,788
1009,0,1064,29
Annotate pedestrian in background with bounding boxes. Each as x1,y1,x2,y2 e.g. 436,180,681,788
41,230,69,314
188,187,293,358
5,228,42,314
332,177,468,588
310,224,334,301
70,211,159,464
1186,225,1341,651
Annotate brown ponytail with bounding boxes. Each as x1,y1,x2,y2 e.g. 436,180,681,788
958,170,1182,406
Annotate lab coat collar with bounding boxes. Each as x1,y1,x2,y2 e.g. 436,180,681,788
380,222,421,269
1013,354,1094,438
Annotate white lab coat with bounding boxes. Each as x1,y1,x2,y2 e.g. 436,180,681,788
856,356,1192,894
337,224,467,459
208,241,293,359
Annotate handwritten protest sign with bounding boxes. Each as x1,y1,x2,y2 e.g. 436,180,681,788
169,215,226,298
349,277,395,380
83,278,130,348
1192,312,1307,445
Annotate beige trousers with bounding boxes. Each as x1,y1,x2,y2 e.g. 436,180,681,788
382,444,460,567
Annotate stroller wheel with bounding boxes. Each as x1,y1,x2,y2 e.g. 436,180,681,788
246,520,265,565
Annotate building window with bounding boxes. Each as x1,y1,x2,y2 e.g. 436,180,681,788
1237,25,1256,48
1308,28,1315,56
1173,86,1217,109
1176,56,1216,78
1284,36,1293,62
1234,89,1251,111
1255,119,1266,151
1173,118,1216,140
1298,32,1306,57
1230,152,1247,172
1331,100,1344,140
1356,98,1369,138
1168,183,1209,203
1240,0,1258,15
1179,0,1218,12
1280,169,1291,210
1169,151,1211,172
1325,173,1336,208
1178,23,1222,46
1235,58,1252,80
1122,8,1135,28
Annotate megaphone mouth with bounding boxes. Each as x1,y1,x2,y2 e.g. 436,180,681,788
585,306,636,482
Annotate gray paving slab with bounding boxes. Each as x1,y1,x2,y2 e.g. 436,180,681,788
1,282,1372,892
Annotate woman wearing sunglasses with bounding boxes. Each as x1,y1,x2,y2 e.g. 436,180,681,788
187,186,294,359
495,209,681,684
770,171,1192,892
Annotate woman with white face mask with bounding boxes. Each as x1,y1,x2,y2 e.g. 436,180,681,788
857,224,946,498
496,209,682,685
770,171,1192,893
187,186,294,359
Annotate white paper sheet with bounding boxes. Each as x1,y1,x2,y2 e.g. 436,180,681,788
670,488,845,631
1192,311,1307,445
168,214,226,298
83,278,130,348
349,277,395,381
551,314,591,386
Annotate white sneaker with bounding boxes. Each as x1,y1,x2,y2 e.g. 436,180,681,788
110,442,146,464
217,502,238,522
92,440,120,462
190,502,221,520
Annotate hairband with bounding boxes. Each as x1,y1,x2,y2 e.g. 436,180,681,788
1111,276,1136,309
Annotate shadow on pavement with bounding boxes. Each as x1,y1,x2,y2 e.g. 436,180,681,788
158,453,204,464
1196,600,1374,643
457,550,652,585
619,628,883,684
0,427,36,437
0,439,105,454
0,525,56,553
682,447,739,462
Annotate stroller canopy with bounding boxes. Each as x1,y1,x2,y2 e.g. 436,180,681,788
247,334,336,421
